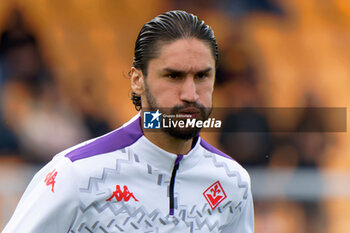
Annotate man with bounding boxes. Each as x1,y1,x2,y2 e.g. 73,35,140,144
3,10,254,233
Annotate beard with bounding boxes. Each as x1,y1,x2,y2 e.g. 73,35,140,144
143,82,212,140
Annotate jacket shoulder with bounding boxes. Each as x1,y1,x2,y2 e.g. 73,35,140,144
200,138,251,183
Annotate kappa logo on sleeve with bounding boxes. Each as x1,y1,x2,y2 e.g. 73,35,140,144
203,181,227,210
106,185,139,202
44,169,57,193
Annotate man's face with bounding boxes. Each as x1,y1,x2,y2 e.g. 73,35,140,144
138,38,216,139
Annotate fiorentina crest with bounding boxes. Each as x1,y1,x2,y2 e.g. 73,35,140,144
203,181,227,210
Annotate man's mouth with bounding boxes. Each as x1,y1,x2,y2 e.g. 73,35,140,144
177,107,201,118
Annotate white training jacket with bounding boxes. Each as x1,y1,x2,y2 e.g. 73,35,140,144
3,115,254,233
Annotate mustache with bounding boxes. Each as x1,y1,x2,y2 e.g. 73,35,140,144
171,103,204,113
170,103,212,119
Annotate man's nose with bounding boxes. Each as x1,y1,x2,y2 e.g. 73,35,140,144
180,77,199,103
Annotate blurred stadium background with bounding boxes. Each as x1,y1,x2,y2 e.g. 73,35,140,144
0,0,350,232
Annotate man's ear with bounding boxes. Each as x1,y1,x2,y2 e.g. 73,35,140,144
130,67,145,95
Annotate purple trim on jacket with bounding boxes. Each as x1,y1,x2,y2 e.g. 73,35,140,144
66,117,143,162
200,139,233,160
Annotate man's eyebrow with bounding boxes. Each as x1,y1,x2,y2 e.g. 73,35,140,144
196,67,213,74
162,67,213,73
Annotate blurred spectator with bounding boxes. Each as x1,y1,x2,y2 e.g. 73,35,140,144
294,94,330,168
220,108,272,167
267,93,330,233
269,93,330,168
0,10,112,164
217,31,272,167
292,94,329,233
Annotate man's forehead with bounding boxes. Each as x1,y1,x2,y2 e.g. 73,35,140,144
160,38,212,54
150,38,215,71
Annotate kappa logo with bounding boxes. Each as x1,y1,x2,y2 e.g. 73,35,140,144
143,110,161,129
106,185,139,202
203,181,227,210
44,169,57,193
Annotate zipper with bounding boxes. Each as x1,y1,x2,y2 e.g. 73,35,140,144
169,154,183,215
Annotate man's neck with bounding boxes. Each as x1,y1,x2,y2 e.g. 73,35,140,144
143,130,193,155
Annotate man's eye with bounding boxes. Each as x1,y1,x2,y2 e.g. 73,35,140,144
196,73,208,79
167,73,179,79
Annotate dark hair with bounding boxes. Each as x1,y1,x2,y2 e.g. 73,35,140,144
131,10,218,110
